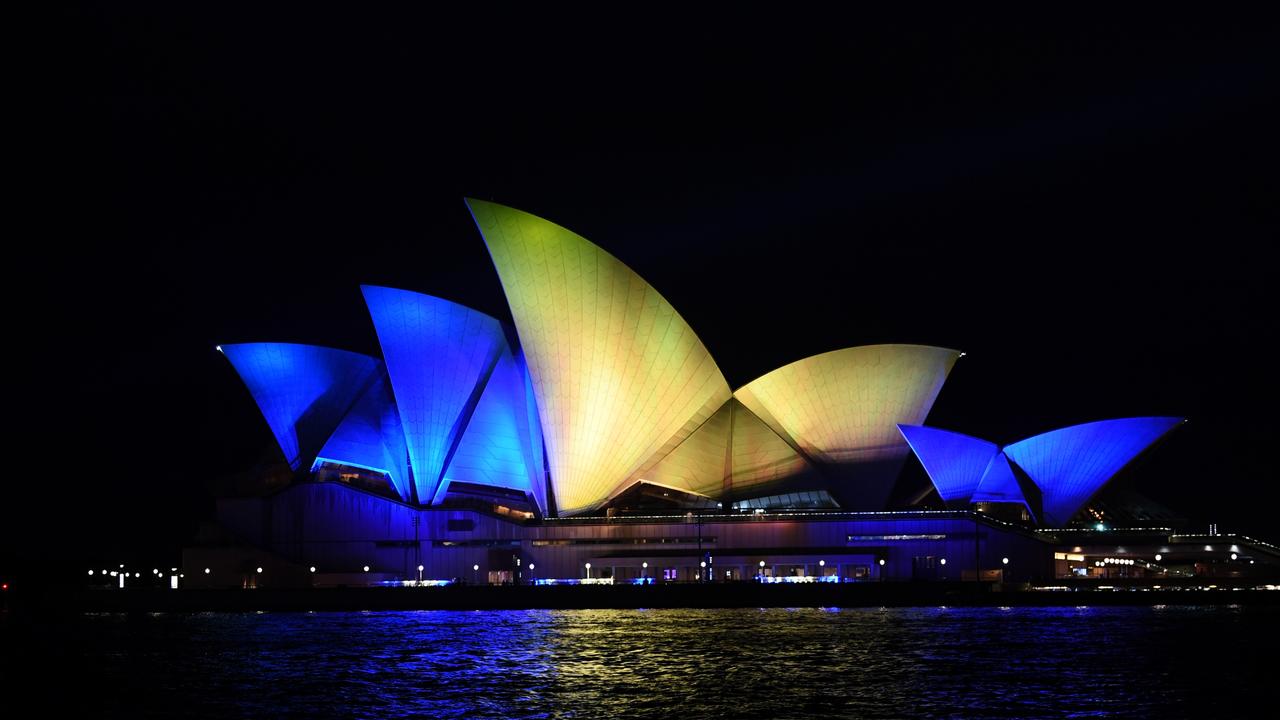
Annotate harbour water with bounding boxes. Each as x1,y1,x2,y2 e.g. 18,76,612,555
4,606,1276,718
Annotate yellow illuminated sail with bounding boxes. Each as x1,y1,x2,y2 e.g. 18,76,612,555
467,199,732,515
734,344,960,507
633,398,821,499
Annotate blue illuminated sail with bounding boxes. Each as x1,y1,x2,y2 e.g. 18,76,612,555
972,452,1022,505
437,347,546,512
314,371,411,501
1003,417,1184,526
219,343,381,471
361,286,506,504
898,424,998,506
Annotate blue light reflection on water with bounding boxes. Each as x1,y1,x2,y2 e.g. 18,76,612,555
10,606,1278,718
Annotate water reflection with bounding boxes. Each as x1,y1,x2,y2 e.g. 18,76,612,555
9,606,1277,718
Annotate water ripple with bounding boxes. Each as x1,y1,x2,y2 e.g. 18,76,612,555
5,606,1276,718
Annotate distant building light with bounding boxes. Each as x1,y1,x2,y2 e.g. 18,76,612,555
309,567,316,573
1095,523,1106,531
1002,557,1009,565
1230,553,1238,561
256,567,263,574
940,558,947,566
110,571,118,577
204,568,211,574
363,566,370,572
88,570,94,576
878,559,886,566
473,564,479,571
1154,554,1162,562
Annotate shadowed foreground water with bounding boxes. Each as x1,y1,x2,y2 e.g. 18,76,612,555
6,606,1277,718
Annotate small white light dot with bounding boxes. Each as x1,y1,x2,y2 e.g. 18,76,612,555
256,567,263,574
363,566,370,572
204,568,211,574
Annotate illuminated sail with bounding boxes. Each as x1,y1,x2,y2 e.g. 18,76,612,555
468,199,732,514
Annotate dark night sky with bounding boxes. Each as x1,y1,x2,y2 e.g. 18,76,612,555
13,9,1278,573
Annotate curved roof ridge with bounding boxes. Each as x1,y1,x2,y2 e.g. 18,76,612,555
735,343,963,392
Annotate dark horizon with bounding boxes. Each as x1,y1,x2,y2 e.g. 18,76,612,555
14,10,1278,574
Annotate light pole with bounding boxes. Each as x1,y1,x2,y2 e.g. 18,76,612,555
878,558,886,582
528,563,535,585
818,559,826,579
758,559,766,582
700,560,707,583
473,564,480,585
585,562,592,580
417,564,424,583
642,561,648,584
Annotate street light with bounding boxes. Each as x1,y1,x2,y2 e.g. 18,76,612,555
309,566,316,573
473,564,480,584
1154,554,1162,562
940,558,947,565
417,564,424,582
1230,553,1238,561
585,562,592,579
1001,557,1009,565
363,565,370,572
204,568,211,574
700,560,707,582
642,561,648,581
256,567,263,574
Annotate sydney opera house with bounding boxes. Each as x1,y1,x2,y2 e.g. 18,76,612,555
186,200,1276,588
